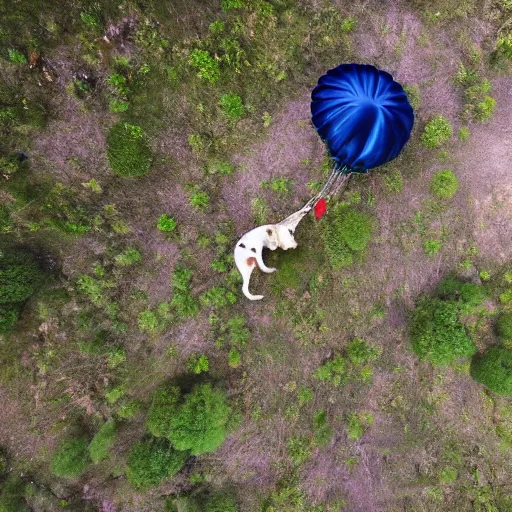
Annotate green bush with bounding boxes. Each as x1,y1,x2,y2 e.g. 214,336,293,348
323,204,374,269
473,96,496,121
410,298,476,365
436,275,486,308
0,475,29,512
189,49,220,83
347,338,379,366
219,93,245,120
429,169,459,199
169,383,231,455
346,412,373,441
106,122,152,177
88,420,116,463
157,214,177,232
420,115,452,148
7,49,27,64
0,251,43,304
171,267,199,318
0,304,20,334
126,437,187,490
470,347,512,395
200,286,236,308
496,313,512,342
205,493,239,512
50,435,90,478
114,247,142,266
146,386,181,437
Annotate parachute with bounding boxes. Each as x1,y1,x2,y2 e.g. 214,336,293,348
309,63,414,198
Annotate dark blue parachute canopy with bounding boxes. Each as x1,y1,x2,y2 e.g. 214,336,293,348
311,64,414,173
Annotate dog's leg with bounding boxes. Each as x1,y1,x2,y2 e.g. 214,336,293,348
241,258,264,300
255,249,277,273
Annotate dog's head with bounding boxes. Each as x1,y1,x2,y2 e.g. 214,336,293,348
276,224,298,250
264,227,279,250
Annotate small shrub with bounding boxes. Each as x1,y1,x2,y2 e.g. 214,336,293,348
228,347,241,368
169,383,231,455
340,16,357,32
219,93,245,120
187,354,209,374
189,49,220,83
115,247,142,266
297,386,313,405
424,239,443,256
410,298,476,365
497,313,512,342
347,339,379,366
420,116,452,148
0,304,20,334
436,275,486,308
470,347,512,395
146,386,181,437
346,412,373,440
207,160,234,175
430,169,459,199
171,267,199,318
225,315,250,346
189,190,210,211
200,286,236,308
439,466,458,484
323,204,374,269
251,197,269,224
221,0,244,10
109,99,129,112
126,437,187,490
116,398,140,419
8,49,27,63
473,96,496,121
51,436,90,478
88,421,116,463
104,384,125,404
497,33,512,60
0,474,30,512
287,436,311,465
157,214,177,232
206,493,239,512
0,251,43,305
313,410,333,447
315,355,348,386
209,20,225,34
106,73,129,96
107,122,152,177
458,127,470,141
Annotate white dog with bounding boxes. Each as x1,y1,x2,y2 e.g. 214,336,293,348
234,203,314,300
234,223,298,300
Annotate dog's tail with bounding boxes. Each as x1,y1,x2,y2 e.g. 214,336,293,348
242,283,264,301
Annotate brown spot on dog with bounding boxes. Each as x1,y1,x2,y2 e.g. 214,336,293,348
246,257,257,267
266,229,273,236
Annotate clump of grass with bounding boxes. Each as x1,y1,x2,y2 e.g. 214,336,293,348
429,169,459,199
383,170,404,194
126,437,187,490
315,355,348,386
439,466,458,484
420,116,452,148
458,127,470,141
106,122,152,177
424,239,443,256
470,347,512,395
228,347,241,367
261,177,292,195
463,80,496,121
138,310,159,332
219,93,245,120
322,203,374,269
157,214,177,232
189,49,220,83
88,420,116,463
51,435,90,478
207,160,234,175
403,84,421,110
200,286,236,308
